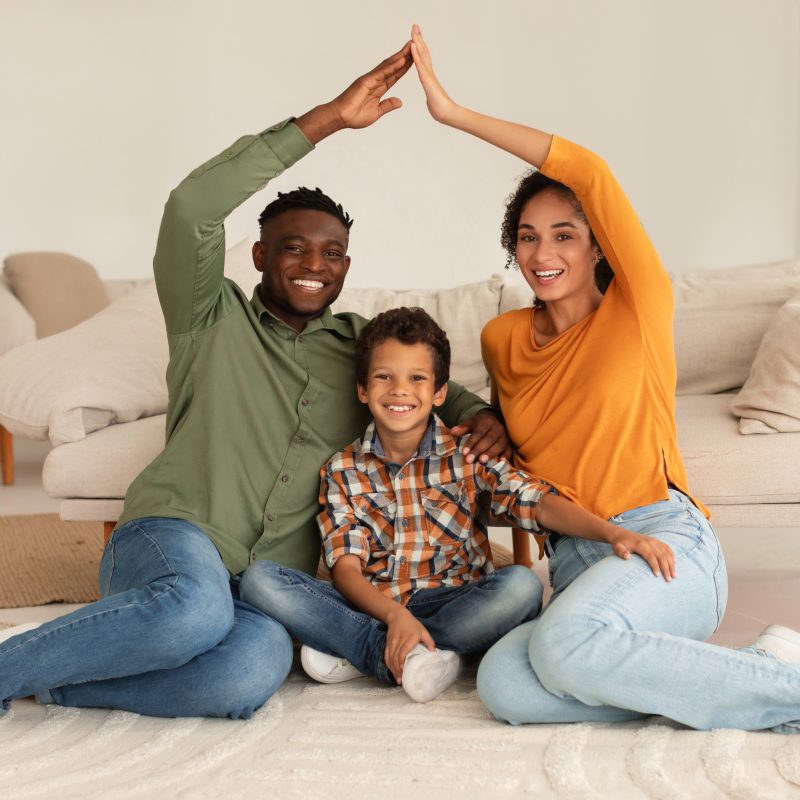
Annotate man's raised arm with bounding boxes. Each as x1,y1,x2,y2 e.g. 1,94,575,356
153,42,413,337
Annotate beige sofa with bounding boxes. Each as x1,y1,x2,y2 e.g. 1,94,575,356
1,238,799,538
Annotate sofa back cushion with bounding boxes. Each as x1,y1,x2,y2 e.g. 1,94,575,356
672,258,800,394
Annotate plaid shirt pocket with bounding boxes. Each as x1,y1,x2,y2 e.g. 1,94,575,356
352,492,397,554
421,481,472,548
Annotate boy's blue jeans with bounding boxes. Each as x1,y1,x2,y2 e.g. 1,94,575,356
0,517,293,719
239,560,543,684
477,490,800,733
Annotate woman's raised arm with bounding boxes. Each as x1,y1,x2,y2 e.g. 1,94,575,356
411,24,552,168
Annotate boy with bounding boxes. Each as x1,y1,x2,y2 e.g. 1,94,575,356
240,307,674,702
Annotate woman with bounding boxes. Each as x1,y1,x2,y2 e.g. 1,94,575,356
410,24,800,732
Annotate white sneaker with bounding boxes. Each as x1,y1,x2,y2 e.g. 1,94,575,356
300,645,363,684
755,624,800,663
401,644,461,703
0,622,41,646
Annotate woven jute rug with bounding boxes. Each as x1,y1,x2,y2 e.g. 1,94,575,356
0,514,102,607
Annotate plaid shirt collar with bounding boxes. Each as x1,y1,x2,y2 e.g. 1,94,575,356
357,413,459,464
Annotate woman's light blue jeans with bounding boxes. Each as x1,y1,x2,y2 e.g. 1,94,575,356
0,517,293,719
240,561,543,684
477,489,800,733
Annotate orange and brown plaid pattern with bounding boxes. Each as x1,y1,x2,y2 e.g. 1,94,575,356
317,415,550,604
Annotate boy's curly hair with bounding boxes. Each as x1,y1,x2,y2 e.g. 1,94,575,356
355,307,450,391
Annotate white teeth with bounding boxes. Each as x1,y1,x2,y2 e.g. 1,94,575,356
292,279,324,289
535,269,564,278
387,405,414,412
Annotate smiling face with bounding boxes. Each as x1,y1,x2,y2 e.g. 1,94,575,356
357,338,448,447
252,209,351,331
515,189,602,308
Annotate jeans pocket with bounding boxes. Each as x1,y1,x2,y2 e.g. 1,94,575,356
573,537,615,568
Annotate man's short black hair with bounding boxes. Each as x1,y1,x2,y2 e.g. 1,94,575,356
355,307,451,391
258,187,353,232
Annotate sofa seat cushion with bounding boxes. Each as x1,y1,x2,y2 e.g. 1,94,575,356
676,394,800,505
43,414,166,498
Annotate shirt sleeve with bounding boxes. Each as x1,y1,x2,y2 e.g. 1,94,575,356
540,136,674,343
153,119,313,335
317,464,370,569
474,457,552,532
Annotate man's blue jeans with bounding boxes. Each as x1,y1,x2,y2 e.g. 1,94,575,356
0,517,293,719
240,560,543,684
477,490,800,733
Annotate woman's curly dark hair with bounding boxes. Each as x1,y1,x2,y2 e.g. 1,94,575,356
356,307,450,391
500,170,614,308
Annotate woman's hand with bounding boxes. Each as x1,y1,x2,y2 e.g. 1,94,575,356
385,606,436,683
606,527,677,581
410,23,459,124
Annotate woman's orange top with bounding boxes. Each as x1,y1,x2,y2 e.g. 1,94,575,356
481,136,708,521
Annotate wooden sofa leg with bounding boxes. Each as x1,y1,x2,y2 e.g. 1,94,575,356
0,424,13,486
103,521,116,544
512,528,532,567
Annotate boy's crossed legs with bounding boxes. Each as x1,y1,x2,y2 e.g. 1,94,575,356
239,560,543,700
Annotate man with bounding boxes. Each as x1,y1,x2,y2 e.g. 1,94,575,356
0,42,508,720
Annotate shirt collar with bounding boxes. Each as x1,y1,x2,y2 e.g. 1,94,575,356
250,286,355,339
358,413,459,463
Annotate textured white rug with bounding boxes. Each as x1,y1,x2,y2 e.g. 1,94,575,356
1,667,799,800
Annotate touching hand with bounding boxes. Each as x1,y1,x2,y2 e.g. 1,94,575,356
606,527,677,581
449,410,512,464
330,42,414,130
385,608,436,683
410,23,459,124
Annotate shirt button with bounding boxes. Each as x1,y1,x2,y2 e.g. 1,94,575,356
295,436,304,444
297,336,303,342
399,556,407,564
301,399,309,406
397,472,404,480
250,553,256,563
401,518,409,527
267,514,274,522
281,475,289,483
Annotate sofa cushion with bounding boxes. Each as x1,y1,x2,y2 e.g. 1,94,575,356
729,293,800,434
676,393,800,505
43,414,167,498
3,252,111,339
672,258,800,394
0,276,37,357
0,284,168,444
332,277,504,394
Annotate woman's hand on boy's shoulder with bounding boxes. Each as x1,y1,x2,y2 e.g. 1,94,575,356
449,409,512,464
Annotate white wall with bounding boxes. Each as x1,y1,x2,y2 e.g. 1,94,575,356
1,0,798,288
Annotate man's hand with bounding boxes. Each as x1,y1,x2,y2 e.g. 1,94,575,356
606,527,677,581
384,606,435,683
295,42,413,145
449,410,512,464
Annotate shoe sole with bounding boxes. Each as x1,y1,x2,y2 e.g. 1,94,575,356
300,646,363,684
403,652,460,703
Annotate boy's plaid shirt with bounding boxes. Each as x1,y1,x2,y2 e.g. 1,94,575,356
317,414,550,604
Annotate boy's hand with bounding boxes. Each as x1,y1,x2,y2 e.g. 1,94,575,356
385,607,436,683
450,410,511,464
606,527,677,581
295,42,413,145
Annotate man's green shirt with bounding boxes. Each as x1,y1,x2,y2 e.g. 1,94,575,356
118,119,491,576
